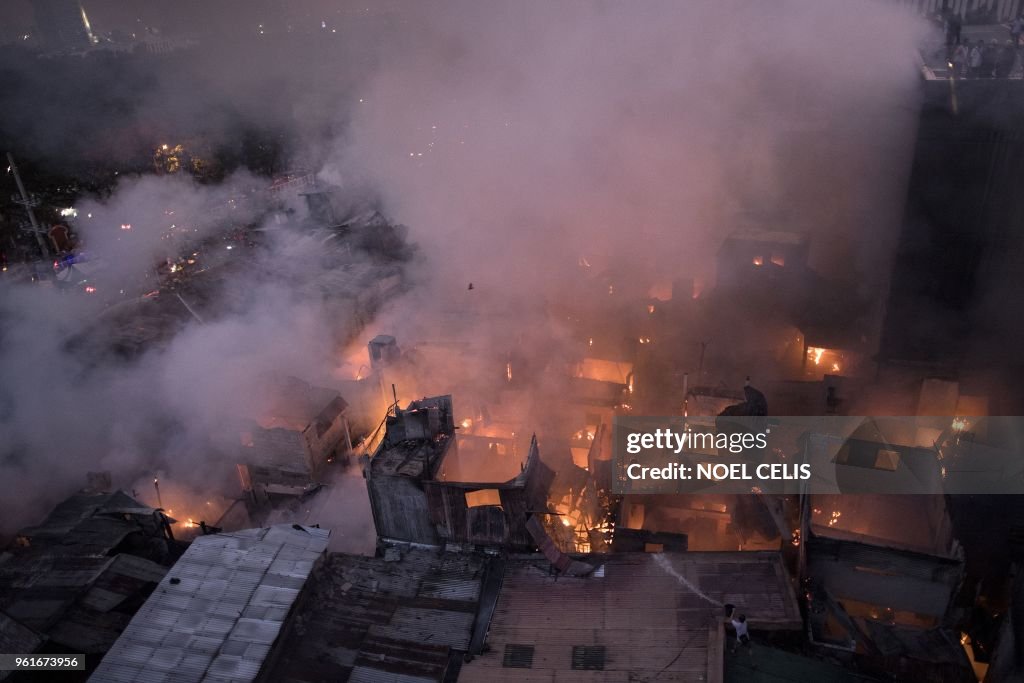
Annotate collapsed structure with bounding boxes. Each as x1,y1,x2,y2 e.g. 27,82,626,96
0,491,172,670
800,423,973,682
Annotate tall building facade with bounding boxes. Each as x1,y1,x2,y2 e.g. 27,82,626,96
880,80,1024,407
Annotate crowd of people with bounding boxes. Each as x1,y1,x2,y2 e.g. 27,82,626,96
944,12,1023,79
949,37,1018,78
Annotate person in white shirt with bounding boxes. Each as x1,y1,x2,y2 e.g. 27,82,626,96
969,42,984,79
730,614,751,654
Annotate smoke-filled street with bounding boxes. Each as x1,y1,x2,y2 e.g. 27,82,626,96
1,2,1024,682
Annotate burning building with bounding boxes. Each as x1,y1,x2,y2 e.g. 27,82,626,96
799,424,971,681
803,493,962,623
618,382,785,552
229,375,352,504
716,229,810,294
571,354,633,406
800,326,868,380
684,385,747,418
801,492,971,682
365,395,555,550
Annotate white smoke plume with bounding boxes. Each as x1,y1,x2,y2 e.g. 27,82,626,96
0,0,931,538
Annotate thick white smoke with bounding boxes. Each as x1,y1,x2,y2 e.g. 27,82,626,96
330,0,926,295
0,0,930,538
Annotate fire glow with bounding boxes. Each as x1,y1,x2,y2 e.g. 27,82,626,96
806,346,845,375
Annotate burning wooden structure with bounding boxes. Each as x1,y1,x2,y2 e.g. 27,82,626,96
799,423,971,681
365,395,555,550
229,375,352,504
716,229,809,293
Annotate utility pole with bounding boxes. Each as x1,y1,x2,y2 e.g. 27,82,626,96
7,152,50,257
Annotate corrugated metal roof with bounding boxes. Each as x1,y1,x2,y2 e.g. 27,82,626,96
859,621,968,665
259,546,486,683
43,553,168,654
0,612,42,681
0,491,168,642
88,524,329,683
348,666,437,683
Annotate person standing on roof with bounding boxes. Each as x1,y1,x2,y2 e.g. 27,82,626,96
730,614,751,654
952,41,969,79
981,39,999,78
1011,15,1024,48
969,41,984,78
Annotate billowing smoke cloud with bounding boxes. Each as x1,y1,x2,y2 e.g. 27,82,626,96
0,0,930,538
72,172,265,283
0,207,364,537
331,0,926,296
328,0,929,402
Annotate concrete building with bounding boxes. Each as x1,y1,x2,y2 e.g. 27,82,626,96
254,546,801,682
257,546,495,682
459,552,801,682
879,80,1024,409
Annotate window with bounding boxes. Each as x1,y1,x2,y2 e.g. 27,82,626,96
571,645,606,670
874,449,900,471
502,644,534,669
834,443,901,471
465,489,502,507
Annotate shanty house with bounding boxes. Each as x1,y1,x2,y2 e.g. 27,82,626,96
365,395,554,550
0,491,170,666
229,375,352,502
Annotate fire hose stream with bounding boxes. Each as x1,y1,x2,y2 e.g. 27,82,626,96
652,553,724,607
645,554,730,681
